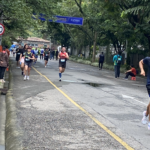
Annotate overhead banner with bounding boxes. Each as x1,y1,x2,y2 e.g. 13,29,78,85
49,16,84,26
32,14,84,26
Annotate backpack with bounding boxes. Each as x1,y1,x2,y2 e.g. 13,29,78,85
117,55,122,65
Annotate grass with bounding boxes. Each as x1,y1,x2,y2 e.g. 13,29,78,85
69,55,126,73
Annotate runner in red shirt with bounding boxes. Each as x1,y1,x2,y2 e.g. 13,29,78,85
58,47,69,81
124,65,136,80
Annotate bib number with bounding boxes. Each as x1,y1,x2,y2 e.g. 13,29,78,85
25,58,30,61
61,59,65,62
17,53,20,55
46,54,48,56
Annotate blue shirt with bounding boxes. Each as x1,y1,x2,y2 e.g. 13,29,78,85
143,57,150,85
31,50,35,54
113,55,122,66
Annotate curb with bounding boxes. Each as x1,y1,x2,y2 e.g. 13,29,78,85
5,64,22,150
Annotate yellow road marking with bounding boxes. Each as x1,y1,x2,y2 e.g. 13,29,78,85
32,67,134,150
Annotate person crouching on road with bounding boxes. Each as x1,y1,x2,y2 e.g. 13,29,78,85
58,47,69,81
24,47,35,81
124,65,137,80
44,48,50,68
0,47,9,83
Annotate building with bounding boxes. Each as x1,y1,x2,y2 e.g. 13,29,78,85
18,37,51,48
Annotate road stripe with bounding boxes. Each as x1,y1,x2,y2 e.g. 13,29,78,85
32,67,134,150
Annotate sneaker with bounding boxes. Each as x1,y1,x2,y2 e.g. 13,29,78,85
24,76,27,81
27,76,29,80
142,111,148,125
59,78,61,82
148,123,150,130
124,78,128,80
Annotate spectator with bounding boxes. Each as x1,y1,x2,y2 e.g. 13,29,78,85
0,47,9,83
124,65,137,80
99,52,105,70
5,46,10,57
113,51,122,78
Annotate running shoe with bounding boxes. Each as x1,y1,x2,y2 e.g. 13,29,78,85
142,111,148,125
124,78,128,80
24,76,27,81
27,76,29,80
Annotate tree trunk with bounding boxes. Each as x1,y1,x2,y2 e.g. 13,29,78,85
92,32,97,62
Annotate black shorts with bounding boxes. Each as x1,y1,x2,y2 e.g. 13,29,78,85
146,85,150,97
25,61,32,68
16,55,20,61
44,57,48,61
59,62,66,68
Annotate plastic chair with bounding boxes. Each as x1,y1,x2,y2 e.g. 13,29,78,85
131,77,136,81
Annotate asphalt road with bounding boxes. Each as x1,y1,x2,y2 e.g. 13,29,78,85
11,55,150,150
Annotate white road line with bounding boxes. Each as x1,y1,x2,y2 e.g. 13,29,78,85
132,84,145,86
122,95,147,106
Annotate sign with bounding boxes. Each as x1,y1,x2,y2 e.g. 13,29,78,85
49,16,84,26
0,24,5,35
33,14,84,26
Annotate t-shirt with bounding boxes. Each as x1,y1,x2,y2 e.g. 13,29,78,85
40,49,44,54
143,57,150,85
113,55,122,66
16,48,22,56
34,50,38,55
99,54,104,62
31,50,35,54
44,51,49,57
131,68,136,76
21,49,27,57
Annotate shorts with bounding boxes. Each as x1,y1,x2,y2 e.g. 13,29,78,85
25,61,32,68
16,55,20,61
59,62,66,68
146,85,150,97
35,55,38,58
44,57,48,61
20,58,25,64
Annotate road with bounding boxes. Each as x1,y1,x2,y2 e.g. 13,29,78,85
10,55,149,150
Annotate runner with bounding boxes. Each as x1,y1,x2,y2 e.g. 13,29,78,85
139,58,150,130
44,48,50,68
20,44,28,75
40,48,44,60
16,45,22,68
58,47,69,81
24,47,35,81
34,48,39,64
13,47,16,57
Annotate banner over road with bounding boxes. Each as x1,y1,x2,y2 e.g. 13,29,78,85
49,16,84,26
32,14,84,26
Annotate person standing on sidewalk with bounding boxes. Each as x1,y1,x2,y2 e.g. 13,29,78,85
139,57,150,130
113,51,122,78
99,52,104,70
0,47,9,83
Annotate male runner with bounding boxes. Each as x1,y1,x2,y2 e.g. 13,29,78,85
34,48,39,64
16,45,22,68
139,58,150,130
58,47,69,81
24,47,35,80
44,48,50,68
20,44,28,75
40,48,44,60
